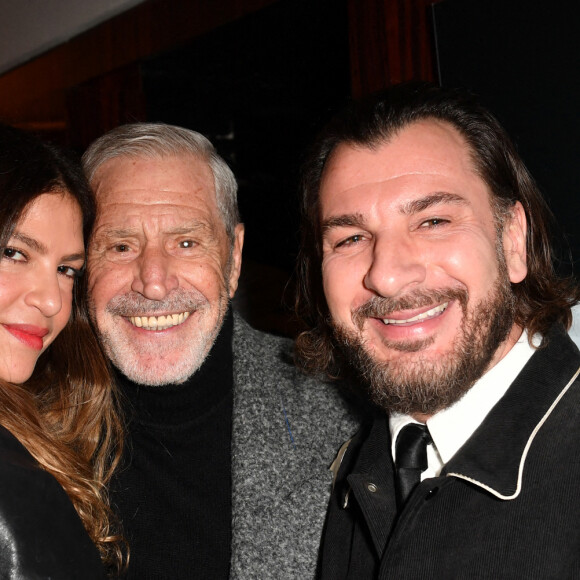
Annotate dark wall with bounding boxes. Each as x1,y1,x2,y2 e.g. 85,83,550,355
433,0,580,273
142,0,350,334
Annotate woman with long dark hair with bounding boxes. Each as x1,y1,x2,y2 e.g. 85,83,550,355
0,124,124,577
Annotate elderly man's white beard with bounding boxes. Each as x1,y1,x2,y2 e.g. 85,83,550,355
93,287,230,387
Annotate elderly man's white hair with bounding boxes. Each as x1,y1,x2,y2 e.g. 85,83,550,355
82,122,240,241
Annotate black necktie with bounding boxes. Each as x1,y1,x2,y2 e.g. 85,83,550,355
395,423,431,509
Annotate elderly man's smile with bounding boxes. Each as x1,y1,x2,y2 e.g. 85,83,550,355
128,312,190,331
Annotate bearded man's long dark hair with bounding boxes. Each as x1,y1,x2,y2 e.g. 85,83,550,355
295,83,579,378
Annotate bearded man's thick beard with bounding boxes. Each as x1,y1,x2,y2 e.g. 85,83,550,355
333,274,516,416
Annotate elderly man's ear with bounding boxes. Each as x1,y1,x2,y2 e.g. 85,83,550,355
503,201,527,284
228,223,245,298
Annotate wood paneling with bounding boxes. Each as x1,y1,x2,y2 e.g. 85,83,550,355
0,0,440,134
348,0,440,97
0,0,278,127
66,63,146,149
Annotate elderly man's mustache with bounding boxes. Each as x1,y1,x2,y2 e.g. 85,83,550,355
106,289,207,316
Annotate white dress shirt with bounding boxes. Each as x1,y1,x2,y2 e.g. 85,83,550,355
568,304,580,349
389,330,538,478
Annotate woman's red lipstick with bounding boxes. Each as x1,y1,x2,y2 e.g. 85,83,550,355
3,324,48,351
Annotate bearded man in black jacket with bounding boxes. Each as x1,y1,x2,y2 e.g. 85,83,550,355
295,83,580,578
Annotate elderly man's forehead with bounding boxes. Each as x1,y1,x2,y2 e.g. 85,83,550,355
92,153,217,206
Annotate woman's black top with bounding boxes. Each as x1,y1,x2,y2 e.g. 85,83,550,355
0,424,105,579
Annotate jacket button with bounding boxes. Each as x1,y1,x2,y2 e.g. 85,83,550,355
425,487,438,500
367,483,378,493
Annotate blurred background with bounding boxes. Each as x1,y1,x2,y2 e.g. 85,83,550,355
0,0,577,336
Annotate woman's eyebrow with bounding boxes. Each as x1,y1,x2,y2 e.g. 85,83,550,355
11,231,46,253
11,232,84,262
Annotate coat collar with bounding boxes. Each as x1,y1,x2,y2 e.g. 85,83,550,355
443,325,580,499
341,325,580,507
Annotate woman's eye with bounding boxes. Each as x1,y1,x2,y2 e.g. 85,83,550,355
57,265,81,280
114,244,130,253
2,247,26,262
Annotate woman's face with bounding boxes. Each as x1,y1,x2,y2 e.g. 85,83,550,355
0,193,84,384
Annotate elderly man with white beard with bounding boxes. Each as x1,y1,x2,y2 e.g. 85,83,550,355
295,84,580,578
82,123,361,579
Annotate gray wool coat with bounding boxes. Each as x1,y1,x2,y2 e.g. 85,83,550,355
229,313,361,578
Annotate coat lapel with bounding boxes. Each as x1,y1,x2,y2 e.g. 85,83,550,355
444,326,580,498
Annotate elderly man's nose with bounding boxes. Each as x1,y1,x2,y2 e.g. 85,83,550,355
131,245,178,300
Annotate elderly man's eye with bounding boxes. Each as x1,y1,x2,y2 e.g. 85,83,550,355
179,240,196,249
114,244,130,252
420,218,449,228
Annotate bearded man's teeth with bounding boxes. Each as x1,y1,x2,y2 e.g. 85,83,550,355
129,311,190,331
382,302,448,325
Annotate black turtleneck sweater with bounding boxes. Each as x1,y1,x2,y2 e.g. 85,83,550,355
111,312,234,579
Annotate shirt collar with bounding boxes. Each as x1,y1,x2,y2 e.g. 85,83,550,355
390,330,536,466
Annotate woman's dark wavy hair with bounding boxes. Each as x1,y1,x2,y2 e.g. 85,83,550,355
295,83,579,377
0,124,125,572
